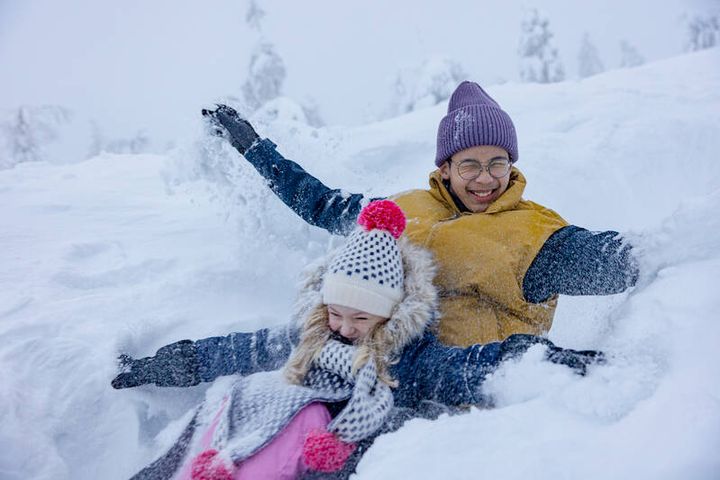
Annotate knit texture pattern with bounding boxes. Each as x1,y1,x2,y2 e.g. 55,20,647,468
190,449,233,480
357,199,406,239
322,227,404,317
303,429,357,472
208,340,393,464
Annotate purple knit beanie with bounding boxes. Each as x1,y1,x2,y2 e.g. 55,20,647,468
435,81,518,166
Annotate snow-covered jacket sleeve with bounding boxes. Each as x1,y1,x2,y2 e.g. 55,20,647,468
194,325,299,383
391,331,505,408
391,331,600,409
523,225,639,303
243,139,375,236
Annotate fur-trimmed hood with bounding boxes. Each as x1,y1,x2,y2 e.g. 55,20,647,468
292,236,439,355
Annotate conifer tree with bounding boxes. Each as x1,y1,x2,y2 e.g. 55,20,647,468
518,8,565,83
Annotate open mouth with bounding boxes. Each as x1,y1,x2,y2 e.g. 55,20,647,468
329,330,355,345
467,188,496,202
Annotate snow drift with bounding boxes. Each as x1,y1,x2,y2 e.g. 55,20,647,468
1,48,719,479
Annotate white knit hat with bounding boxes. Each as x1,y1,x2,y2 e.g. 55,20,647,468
322,200,406,318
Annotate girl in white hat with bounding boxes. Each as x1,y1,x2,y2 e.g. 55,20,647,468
115,200,601,480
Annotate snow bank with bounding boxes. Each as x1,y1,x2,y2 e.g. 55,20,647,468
1,49,719,479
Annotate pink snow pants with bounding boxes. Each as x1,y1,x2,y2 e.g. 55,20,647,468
175,399,332,480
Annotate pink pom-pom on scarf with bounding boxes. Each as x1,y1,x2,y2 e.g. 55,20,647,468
302,428,357,473
190,449,233,480
357,200,406,239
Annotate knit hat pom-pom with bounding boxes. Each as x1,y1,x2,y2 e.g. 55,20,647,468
357,200,406,239
303,428,357,473
190,449,233,480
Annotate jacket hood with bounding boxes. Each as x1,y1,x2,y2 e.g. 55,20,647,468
291,236,439,355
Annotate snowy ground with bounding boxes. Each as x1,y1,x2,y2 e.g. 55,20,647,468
1,48,719,479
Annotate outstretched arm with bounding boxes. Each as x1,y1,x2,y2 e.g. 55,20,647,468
244,139,370,235
523,225,639,303
391,332,602,408
111,325,298,389
195,325,297,381
203,105,373,235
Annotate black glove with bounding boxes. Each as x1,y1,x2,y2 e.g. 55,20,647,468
545,345,605,376
499,334,605,376
201,104,259,155
111,340,201,389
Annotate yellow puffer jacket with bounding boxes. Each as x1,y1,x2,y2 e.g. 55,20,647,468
392,168,568,346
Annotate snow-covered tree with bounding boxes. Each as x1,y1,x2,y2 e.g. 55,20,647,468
685,12,720,51
577,33,604,78
239,1,323,126
3,108,38,166
388,56,467,116
95,131,150,155
518,8,565,83
241,42,287,111
0,106,70,169
298,97,324,128
241,0,286,111
619,40,645,68
245,0,266,32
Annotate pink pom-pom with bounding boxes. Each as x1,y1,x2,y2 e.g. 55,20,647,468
357,200,406,239
302,428,357,473
190,449,233,480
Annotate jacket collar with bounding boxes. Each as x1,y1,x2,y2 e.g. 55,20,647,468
428,166,527,215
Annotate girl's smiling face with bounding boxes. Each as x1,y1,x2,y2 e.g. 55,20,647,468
327,304,387,342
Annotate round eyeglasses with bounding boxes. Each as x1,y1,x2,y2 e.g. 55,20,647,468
450,158,512,180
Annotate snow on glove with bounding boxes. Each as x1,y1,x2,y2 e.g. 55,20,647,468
499,334,605,376
545,346,605,376
498,334,553,361
201,104,259,155
111,339,201,389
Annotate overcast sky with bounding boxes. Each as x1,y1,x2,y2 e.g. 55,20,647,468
0,0,715,144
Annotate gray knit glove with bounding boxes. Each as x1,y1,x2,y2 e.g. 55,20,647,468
201,104,259,154
111,340,200,389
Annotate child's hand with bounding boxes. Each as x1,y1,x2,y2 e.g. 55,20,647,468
111,340,201,389
498,334,605,376
111,354,156,389
544,345,605,376
201,104,260,155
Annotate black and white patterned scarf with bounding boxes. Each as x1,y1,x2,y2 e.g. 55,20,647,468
206,339,394,464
